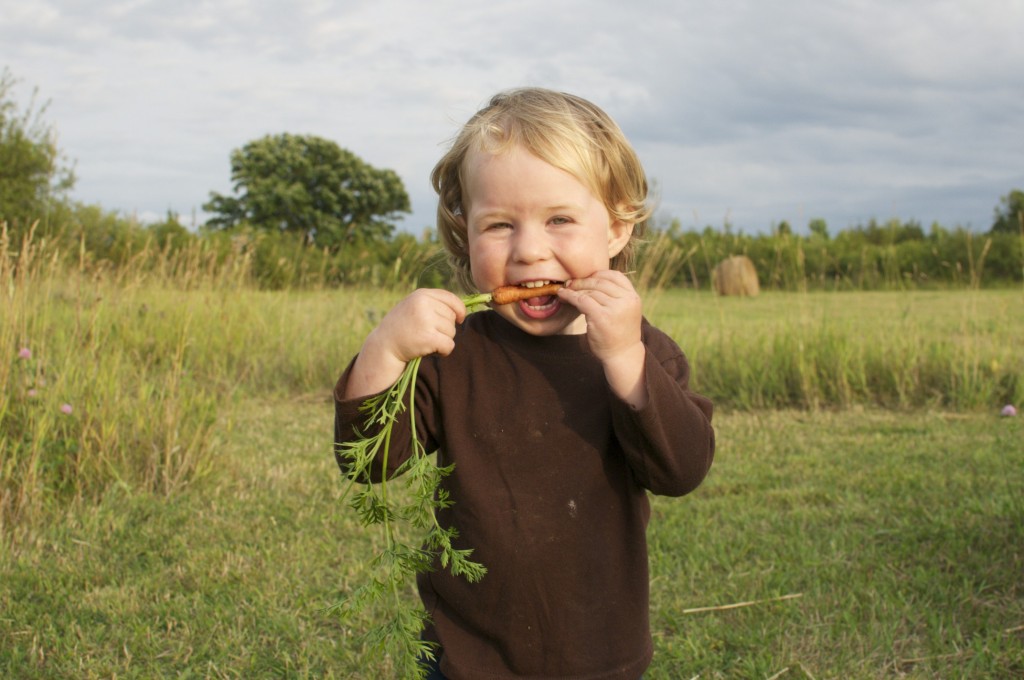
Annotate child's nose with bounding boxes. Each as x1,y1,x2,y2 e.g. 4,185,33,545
510,224,551,263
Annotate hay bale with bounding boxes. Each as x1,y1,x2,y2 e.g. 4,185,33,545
712,255,760,296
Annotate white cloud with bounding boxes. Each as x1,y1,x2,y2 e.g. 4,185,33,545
2,0,1022,232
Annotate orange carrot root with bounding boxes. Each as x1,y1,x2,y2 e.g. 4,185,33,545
490,283,564,305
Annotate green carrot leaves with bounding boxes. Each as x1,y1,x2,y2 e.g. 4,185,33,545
331,292,492,677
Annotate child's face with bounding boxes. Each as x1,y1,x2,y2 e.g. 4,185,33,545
462,144,633,336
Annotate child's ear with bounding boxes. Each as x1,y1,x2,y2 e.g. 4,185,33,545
607,216,635,258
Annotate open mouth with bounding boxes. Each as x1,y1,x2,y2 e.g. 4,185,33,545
515,280,563,315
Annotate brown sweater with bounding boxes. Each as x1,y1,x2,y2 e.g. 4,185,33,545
334,311,714,680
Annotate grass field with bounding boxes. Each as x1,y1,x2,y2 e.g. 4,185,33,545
646,288,1023,411
2,270,1023,677
2,401,1021,678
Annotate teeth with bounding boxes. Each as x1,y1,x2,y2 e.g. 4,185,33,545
522,280,553,288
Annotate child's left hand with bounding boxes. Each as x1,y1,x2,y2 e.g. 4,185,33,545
559,271,648,407
559,270,641,360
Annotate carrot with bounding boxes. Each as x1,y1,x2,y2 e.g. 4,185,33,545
490,283,564,305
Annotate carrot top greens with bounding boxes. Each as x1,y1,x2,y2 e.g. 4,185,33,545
329,291,493,677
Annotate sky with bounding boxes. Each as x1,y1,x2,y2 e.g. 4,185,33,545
3,0,1023,236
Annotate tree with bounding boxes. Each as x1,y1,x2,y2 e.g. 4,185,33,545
0,68,76,227
203,133,410,248
990,189,1024,234
808,218,829,240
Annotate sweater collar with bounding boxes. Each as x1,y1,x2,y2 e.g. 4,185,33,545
475,311,593,360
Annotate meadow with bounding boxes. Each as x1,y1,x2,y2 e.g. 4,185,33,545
2,230,1023,678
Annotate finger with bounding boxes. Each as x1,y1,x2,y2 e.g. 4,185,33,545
432,331,457,356
560,282,621,308
566,271,632,297
557,287,609,316
427,288,468,324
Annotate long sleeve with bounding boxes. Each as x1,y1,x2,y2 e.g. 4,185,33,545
610,323,715,496
333,356,440,483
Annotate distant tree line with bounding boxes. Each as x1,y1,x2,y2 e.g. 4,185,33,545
2,67,1022,290
643,214,1022,290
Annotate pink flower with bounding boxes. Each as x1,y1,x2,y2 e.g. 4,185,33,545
60,403,73,415
27,388,38,398
18,347,32,360
1001,404,1018,417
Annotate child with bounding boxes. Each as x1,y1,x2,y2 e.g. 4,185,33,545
334,87,715,679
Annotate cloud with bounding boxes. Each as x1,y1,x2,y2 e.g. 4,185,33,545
3,0,1022,233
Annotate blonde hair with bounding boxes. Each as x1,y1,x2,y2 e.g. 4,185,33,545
431,87,651,292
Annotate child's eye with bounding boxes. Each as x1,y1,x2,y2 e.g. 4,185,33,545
550,216,571,225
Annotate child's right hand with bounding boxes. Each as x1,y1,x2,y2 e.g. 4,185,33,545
344,289,467,399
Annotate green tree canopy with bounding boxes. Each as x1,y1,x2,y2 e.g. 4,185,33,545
990,189,1024,234
808,218,829,240
203,133,411,248
0,68,75,227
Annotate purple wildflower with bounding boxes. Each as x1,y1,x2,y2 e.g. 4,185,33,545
27,388,38,398
60,403,73,415
18,347,32,360
1001,404,1017,417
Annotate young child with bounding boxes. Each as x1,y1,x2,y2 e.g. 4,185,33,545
334,87,715,679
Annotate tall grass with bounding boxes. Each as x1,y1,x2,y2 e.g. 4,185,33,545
2,222,1022,533
634,229,1023,410
0,224,390,531
648,289,1024,411
1,225,220,530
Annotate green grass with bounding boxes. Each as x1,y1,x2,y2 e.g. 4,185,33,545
2,402,1021,678
650,409,1023,678
1,267,393,528
2,239,1022,677
647,288,1024,410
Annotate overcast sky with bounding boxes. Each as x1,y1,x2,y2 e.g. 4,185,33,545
4,0,1023,235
